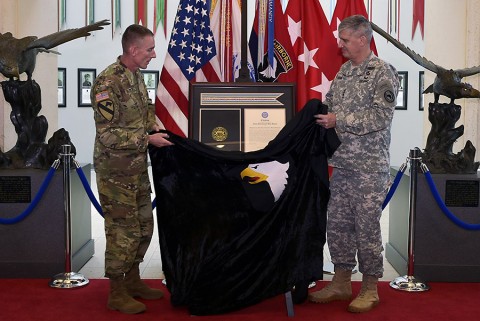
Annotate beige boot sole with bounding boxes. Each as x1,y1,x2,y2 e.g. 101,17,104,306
347,300,379,313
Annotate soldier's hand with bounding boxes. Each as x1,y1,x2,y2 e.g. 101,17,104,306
148,132,174,148
314,113,336,129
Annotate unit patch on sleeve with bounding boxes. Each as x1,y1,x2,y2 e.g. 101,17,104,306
97,99,114,121
384,90,395,103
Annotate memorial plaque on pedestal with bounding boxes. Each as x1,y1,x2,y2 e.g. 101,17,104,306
386,169,480,282
0,176,31,203
444,180,479,207
0,165,94,278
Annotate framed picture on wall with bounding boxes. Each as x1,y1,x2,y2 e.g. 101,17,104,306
396,71,408,110
141,70,159,103
78,68,96,107
419,71,424,111
58,67,66,107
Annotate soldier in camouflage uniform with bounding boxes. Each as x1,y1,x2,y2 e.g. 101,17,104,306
308,15,399,313
91,24,173,314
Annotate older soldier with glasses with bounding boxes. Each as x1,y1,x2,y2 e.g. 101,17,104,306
309,15,399,313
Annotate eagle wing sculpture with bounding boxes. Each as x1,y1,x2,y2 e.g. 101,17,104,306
370,21,480,104
0,19,110,80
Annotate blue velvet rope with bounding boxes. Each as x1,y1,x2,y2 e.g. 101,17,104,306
0,164,57,225
424,170,480,230
74,165,157,217
75,166,104,217
382,163,407,209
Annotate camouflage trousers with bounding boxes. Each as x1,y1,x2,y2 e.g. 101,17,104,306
96,170,154,279
327,168,389,278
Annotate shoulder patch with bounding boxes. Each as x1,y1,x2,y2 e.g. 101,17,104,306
378,80,396,104
384,90,395,103
97,99,114,121
95,91,110,102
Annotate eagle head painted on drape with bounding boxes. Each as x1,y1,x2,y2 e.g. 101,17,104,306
240,161,289,202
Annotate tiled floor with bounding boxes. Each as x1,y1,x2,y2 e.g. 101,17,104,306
79,169,400,282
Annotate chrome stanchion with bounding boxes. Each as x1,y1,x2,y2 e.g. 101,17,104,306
49,145,89,288
390,148,429,292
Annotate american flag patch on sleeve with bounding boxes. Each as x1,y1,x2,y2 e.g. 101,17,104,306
95,91,110,102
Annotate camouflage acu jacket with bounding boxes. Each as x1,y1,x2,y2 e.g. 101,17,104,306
326,52,399,173
91,58,156,174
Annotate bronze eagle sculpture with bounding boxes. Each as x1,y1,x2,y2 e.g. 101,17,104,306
0,19,110,80
370,21,480,104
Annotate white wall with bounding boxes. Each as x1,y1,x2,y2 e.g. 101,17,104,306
370,0,426,165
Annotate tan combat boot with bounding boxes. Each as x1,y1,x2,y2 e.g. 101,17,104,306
124,263,164,300
107,277,146,314
347,275,379,313
308,267,352,303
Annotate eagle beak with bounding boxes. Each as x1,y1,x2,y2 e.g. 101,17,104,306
240,167,268,185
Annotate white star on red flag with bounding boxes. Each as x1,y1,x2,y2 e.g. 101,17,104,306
311,72,332,98
298,43,319,74
286,0,342,110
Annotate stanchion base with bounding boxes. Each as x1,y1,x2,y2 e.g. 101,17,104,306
390,275,429,292
49,272,89,289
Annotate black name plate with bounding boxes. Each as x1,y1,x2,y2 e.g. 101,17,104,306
0,176,32,203
445,180,479,207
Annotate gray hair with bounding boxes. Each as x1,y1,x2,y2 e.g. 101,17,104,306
338,15,373,42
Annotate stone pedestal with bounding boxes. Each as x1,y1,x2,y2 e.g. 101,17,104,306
0,164,94,278
386,167,480,282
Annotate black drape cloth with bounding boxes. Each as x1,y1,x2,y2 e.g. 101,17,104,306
148,99,340,315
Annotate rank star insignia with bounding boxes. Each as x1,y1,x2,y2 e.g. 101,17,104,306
98,99,114,121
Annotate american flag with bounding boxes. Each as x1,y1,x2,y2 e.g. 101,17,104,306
156,0,240,137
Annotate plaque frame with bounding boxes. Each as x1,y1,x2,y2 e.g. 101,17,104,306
395,71,408,110
58,67,66,107
140,70,159,103
189,83,295,152
419,71,424,111
78,68,96,107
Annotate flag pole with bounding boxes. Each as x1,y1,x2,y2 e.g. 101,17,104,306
236,0,252,82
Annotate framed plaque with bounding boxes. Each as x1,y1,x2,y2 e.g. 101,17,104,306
419,71,424,111
395,71,408,110
58,67,66,107
78,68,96,107
189,83,295,152
140,70,159,103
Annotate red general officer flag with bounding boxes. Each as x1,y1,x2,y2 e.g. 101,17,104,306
285,0,342,110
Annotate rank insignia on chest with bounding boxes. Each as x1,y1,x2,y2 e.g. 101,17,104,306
98,99,114,121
